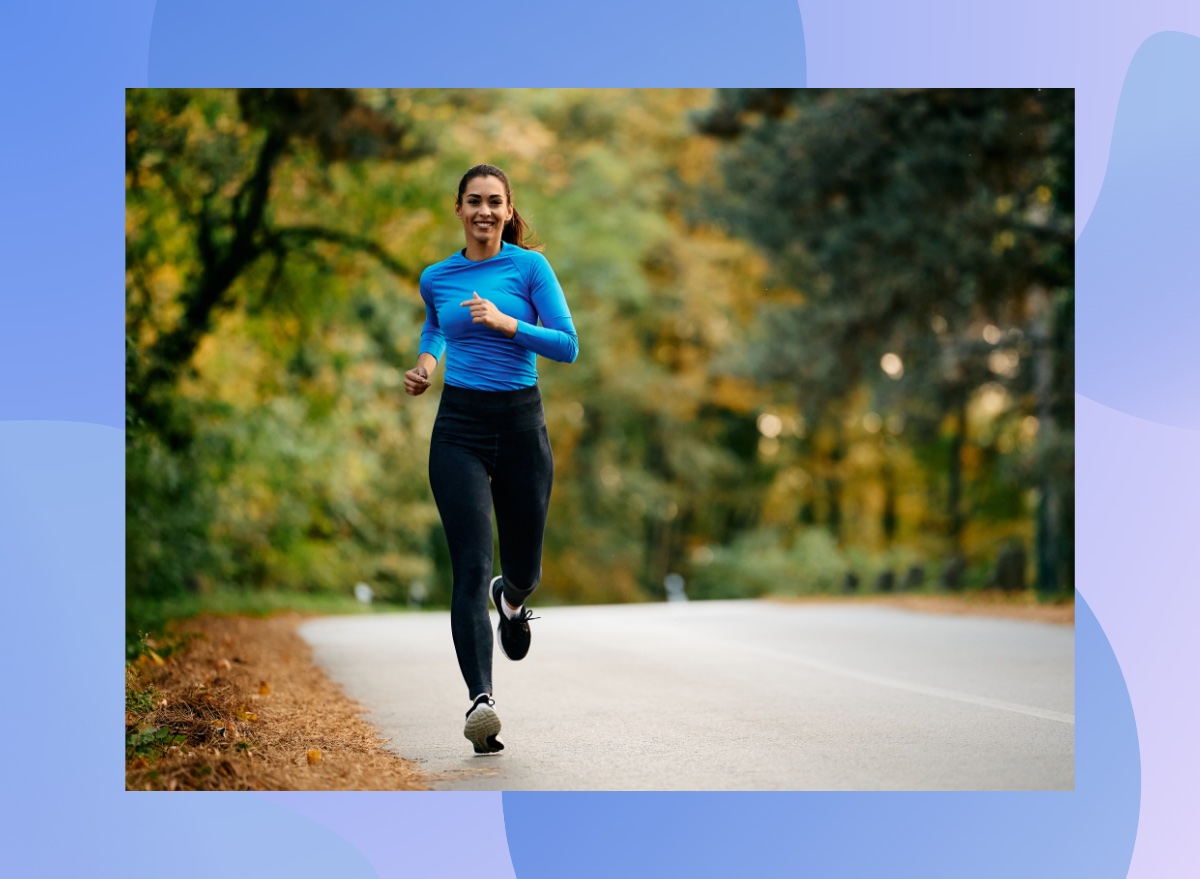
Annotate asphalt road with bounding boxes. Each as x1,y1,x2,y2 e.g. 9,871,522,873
299,600,1074,791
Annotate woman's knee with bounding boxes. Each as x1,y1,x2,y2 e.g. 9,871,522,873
504,565,541,597
451,557,493,597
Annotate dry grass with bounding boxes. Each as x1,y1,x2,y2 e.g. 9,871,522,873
125,613,427,791
768,590,1074,626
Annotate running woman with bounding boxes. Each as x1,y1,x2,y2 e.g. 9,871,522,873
403,164,579,754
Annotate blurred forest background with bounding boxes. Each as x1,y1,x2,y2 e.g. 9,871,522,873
126,88,1074,643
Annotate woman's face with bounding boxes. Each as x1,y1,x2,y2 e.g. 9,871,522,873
455,175,513,247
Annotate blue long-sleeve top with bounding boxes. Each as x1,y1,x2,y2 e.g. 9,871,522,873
418,241,579,391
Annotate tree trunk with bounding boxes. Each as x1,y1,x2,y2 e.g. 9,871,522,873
947,387,967,553
1031,292,1060,594
882,456,897,546
827,432,844,543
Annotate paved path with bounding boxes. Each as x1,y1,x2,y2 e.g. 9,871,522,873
299,600,1073,790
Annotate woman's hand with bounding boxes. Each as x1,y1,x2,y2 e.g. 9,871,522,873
460,292,518,338
404,365,431,396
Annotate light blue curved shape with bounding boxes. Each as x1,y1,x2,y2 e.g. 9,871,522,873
0,422,377,878
503,593,1137,878
1077,32,1200,429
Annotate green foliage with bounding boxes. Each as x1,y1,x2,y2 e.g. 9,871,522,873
126,428,219,600
126,726,187,758
690,529,840,599
699,88,1073,412
125,682,159,717
690,529,938,599
125,664,184,759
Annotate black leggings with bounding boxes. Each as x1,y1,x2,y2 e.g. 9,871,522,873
428,384,553,699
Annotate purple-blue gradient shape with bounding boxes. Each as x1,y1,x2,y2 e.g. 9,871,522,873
1,0,1198,875
1074,393,1200,879
260,791,517,878
1076,32,1200,429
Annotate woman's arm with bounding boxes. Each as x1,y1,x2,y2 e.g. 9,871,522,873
418,270,447,362
408,272,444,396
512,252,579,363
459,255,580,363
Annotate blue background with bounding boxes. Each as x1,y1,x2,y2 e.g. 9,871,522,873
3,1,1199,876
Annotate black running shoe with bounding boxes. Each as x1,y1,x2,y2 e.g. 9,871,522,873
490,575,538,661
464,693,504,755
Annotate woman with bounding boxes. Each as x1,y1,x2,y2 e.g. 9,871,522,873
404,164,579,754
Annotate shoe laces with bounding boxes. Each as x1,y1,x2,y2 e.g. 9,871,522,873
513,607,539,628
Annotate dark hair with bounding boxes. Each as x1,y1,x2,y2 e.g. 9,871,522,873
456,164,538,250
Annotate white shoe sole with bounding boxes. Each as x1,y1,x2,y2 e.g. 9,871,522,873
488,575,504,613
464,703,503,755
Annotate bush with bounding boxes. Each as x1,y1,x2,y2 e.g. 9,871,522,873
689,528,944,600
690,528,846,599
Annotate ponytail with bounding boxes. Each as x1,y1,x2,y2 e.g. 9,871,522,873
503,208,535,249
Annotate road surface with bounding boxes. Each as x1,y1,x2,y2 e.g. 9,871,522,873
299,600,1073,790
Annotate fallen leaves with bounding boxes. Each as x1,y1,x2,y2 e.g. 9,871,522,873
125,613,427,791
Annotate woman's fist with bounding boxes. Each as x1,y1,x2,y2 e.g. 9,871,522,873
404,365,430,396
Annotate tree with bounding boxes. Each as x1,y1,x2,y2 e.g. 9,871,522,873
126,88,426,443
125,89,434,613
696,89,1074,590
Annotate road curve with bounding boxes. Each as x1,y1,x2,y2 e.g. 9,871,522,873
299,599,1073,790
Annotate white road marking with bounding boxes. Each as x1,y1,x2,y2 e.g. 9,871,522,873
731,643,1075,725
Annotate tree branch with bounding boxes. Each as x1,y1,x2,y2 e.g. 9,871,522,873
256,243,289,311
143,129,289,393
271,224,414,281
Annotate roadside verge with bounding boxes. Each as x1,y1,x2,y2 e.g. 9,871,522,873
125,613,427,791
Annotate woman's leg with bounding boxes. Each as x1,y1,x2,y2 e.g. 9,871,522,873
428,433,495,699
491,425,554,609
